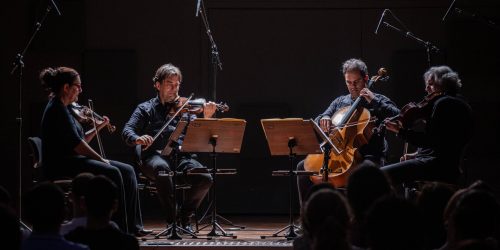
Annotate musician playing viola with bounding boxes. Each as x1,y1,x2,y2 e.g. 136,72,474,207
122,63,214,232
381,66,473,185
297,59,399,205
39,67,146,235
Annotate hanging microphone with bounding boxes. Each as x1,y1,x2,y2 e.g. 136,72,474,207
50,0,62,16
195,0,201,17
375,9,388,34
442,0,457,22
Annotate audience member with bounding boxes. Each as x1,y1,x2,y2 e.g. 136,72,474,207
346,162,393,248
365,195,424,250
439,189,500,250
0,204,21,250
21,182,89,250
60,173,120,236
416,182,455,249
300,189,352,250
66,176,139,250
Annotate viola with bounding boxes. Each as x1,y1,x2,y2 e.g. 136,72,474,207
70,102,116,133
388,91,444,128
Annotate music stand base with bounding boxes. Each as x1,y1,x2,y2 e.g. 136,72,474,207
198,212,245,231
154,223,198,240
205,221,237,239
261,223,300,240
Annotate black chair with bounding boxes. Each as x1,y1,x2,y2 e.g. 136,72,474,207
27,137,73,215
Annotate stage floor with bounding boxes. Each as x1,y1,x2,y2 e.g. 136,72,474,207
139,215,295,249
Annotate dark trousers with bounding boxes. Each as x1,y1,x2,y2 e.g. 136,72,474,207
296,160,312,209
47,156,142,234
380,156,460,185
142,154,212,223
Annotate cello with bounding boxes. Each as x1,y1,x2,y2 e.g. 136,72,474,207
304,68,388,187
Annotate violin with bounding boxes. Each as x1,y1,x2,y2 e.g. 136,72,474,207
388,91,444,128
142,94,229,151
167,97,229,116
70,102,116,133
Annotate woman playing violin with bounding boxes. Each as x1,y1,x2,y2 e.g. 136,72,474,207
122,63,214,232
39,67,146,235
381,66,473,185
296,59,400,206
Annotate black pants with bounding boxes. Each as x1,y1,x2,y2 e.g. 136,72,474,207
142,154,212,223
296,160,312,209
380,155,460,185
47,156,142,234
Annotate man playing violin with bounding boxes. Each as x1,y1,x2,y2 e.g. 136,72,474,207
122,63,214,232
39,67,147,236
296,58,400,205
382,66,473,185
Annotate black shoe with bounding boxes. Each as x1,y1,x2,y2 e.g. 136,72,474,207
135,228,153,237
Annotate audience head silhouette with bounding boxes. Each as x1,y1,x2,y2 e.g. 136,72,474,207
23,182,65,233
366,195,424,250
85,175,119,219
302,189,351,250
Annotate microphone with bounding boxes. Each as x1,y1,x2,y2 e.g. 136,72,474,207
442,0,457,22
50,0,62,16
195,0,201,17
374,9,387,34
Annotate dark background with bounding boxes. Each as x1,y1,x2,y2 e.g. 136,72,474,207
1,0,499,215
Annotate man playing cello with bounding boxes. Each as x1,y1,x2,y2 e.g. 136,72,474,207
296,58,399,205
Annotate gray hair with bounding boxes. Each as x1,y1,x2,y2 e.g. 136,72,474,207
342,58,368,78
424,66,462,94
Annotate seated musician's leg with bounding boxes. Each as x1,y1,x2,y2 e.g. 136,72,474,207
178,157,212,222
76,158,129,231
297,160,313,209
109,160,143,233
380,158,430,185
143,154,175,223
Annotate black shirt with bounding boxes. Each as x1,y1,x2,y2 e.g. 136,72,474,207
41,98,85,170
122,96,197,159
399,94,473,160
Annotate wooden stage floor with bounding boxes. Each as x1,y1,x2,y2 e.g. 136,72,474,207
139,215,295,249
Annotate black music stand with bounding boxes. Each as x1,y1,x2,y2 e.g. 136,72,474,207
260,118,321,239
154,119,197,240
181,118,246,238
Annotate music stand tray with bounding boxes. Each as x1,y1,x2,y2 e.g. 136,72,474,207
181,118,246,238
261,118,321,156
260,118,320,239
181,118,246,154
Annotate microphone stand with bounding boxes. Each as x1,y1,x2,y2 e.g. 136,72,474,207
381,21,440,67
197,0,222,102
10,2,60,232
195,0,244,231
